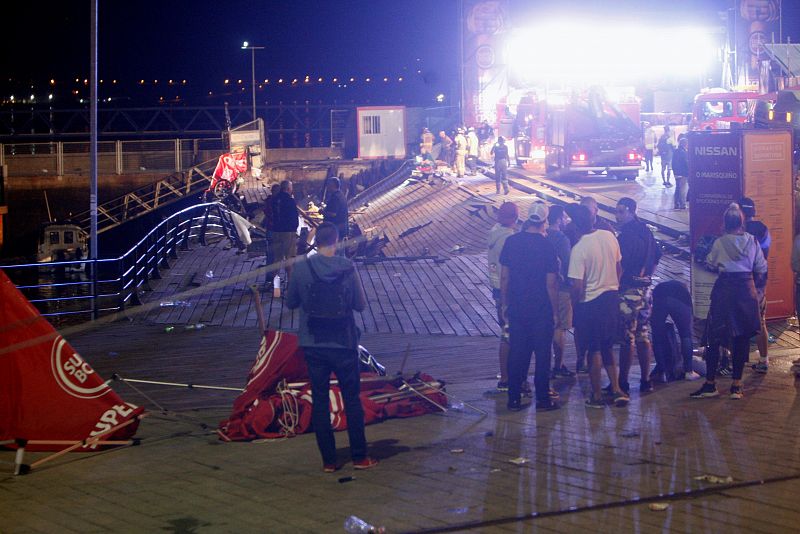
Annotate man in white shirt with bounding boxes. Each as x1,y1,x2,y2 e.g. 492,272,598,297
568,205,629,408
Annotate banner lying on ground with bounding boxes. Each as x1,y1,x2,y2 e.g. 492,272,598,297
0,270,143,451
218,330,446,441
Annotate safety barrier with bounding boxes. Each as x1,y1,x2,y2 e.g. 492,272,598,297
0,202,240,324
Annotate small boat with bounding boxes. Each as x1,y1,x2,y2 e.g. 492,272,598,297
37,222,88,269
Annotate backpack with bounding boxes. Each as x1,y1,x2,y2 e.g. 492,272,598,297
305,259,356,345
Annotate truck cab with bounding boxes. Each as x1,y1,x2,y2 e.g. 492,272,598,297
689,92,765,131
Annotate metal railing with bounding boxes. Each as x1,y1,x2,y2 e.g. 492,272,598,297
0,138,226,177
71,157,219,235
0,202,241,325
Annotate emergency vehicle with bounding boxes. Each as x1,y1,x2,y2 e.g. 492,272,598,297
509,87,643,180
689,91,767,131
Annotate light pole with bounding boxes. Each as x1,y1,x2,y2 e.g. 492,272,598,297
241,41,264,121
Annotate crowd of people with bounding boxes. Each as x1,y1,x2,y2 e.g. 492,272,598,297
489,194,776,411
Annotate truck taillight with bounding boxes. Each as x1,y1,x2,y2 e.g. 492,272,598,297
571,152,586,162
627,152,641,161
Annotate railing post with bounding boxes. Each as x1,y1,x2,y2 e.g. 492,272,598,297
56,142,63,176
175,139,182,173
116,140,123,175
91,259,98,320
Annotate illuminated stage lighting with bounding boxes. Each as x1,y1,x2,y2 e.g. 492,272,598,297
506,22,716,85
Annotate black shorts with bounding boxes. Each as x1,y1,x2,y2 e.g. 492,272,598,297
575,290,619,353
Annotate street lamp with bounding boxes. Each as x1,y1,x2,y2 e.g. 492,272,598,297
241,41,264,121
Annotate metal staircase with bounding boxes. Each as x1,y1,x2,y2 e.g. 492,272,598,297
73,157,219,234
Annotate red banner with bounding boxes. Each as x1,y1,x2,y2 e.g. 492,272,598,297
0,270,142,450
212,152,248,182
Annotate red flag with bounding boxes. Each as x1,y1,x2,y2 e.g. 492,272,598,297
0,270,142,451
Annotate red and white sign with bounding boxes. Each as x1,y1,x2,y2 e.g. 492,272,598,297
0,269,142,450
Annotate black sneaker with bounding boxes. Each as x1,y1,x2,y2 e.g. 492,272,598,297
729,385,744,400
552,366,576,378
649,368,667,384
690,382,719,399
536,399,560,411
521,382,533,398
604,382,630,396
507,399,529,412
718,367,733,377
547,388,560,400
639,380,654,393
613,391,630,407
585,397,605,409
496,381,509,392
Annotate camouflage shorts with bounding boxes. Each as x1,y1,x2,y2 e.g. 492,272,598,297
619,286,652,344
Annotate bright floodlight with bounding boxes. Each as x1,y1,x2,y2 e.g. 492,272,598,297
242,41,249,48
507,22,717,85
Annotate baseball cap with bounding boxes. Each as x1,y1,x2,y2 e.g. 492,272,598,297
737,197,755,217
527,202,549,223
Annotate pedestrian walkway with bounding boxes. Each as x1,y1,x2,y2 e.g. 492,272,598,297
3,162,800,532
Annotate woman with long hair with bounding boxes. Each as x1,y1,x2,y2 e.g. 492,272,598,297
691,203,767,400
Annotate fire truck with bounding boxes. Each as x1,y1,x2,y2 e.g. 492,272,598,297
509,87,643,180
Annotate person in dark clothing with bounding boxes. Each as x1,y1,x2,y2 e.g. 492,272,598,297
546,205,575,378
657,125,676,187
272,180,300,282
615,197,661,394
499,202,560,412
491,136,510,195
262,183,280,268
562,202,589,372
650,281,698,381
691,203,767,400
738,197,771,373
672,138,689,209
286,222,376,473
322,177,349,241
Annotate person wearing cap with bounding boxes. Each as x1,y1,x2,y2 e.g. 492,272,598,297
615,197,661,395
454,127,468,178
491,136,510,195
546,205,575,378
322,177,349,243
738,197,771,373
499,201,560,411
568,205,629,408
487,201,519,391
467,127,480,175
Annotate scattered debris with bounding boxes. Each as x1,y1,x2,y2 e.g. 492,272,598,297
648,503,670,511
159,300,191,307
338,476,355,484
451,244,465,253
205,270,214,279
484,431,494,437
693,474,733,484
398,221,433,238
508,457,530,465
621,431,640,438
450,448,465,454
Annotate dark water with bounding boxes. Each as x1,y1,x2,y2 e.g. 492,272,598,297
2,184,185,260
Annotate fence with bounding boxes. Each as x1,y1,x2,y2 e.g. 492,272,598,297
0,138,226,177
0,202,238,325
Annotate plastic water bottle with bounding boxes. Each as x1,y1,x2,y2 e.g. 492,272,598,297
205,270,214,279
343,516,384,534
185,323,205,330
164,326,175,333
272,274,281,299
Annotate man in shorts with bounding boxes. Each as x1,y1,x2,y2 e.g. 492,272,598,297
546,205,575,378
568,205,628,408
615,197,660,394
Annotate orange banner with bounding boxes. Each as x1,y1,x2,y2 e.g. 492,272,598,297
743,130,795,319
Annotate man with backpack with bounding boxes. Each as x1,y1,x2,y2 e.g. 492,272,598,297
286,222,376,473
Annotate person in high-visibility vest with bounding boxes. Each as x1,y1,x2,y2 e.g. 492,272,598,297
454,128,468,178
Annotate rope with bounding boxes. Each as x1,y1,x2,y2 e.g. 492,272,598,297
275,379,300,437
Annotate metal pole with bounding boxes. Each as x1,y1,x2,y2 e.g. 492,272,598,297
90,0,99,320
251,48,256,120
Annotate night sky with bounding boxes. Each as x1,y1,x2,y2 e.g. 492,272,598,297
3,1,800,105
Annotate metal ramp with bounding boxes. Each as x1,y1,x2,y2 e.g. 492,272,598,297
73,157,219,235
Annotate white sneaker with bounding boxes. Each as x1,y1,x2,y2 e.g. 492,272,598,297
684,371,702,381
